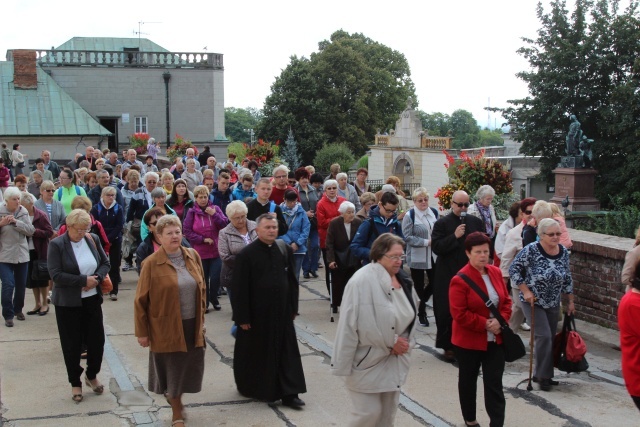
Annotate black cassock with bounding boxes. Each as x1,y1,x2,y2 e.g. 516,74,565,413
231,239,307,401
431,212,484,350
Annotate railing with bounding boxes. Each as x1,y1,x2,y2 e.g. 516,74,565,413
375,135,389,146
421,136,452,150
8,49,223,69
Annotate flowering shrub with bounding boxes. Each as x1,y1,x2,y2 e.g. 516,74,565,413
229,139,283,176
166,134,198,162
435,149,513,211
129,133,149,155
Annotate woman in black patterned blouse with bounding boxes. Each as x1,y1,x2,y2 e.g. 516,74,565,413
509,218,575,391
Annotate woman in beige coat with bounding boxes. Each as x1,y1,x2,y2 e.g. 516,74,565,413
331,234,418,426
134,215,206,427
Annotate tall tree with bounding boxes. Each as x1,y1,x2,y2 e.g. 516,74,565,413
257,30,416,164
281,128,301,170
225,107,263,142
495,0,640,205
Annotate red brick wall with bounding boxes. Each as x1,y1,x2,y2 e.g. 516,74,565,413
568,229,634,329
13,49,38,89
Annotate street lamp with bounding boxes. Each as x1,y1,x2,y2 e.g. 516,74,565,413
243,128,255,147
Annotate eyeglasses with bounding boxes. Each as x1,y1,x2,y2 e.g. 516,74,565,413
274,175,287,179
43,189,54,193
380,204,398,213
325,187,337,190
384,254,406,262
545,232,562,237
452,201,470,208
288,180,297,185
72,227,91,234
414,198,428,203
146,181,157,184
524,210,533,215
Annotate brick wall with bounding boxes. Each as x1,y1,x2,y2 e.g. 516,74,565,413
12,49,38,89
568,228,634,329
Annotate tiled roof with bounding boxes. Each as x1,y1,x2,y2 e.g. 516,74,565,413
55,37,169,52
0,62,111,136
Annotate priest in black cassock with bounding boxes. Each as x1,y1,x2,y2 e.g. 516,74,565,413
431,190,484,361
231,213,307,408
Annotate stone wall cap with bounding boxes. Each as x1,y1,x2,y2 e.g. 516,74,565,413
569,228,634,259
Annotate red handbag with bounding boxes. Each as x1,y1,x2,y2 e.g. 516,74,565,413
553,313,589,372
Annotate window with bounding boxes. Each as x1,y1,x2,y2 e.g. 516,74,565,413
135,117,148,133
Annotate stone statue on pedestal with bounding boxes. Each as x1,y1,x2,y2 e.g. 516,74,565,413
566,114,581,156
560,114,593,168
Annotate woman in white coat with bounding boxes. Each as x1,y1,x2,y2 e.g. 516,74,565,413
331,233,418,426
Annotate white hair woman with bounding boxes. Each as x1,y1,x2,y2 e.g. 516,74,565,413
316,179,345,294
467,185,497,239
0,187,35,327
22,191,54,316
326,201,362,312
402,187,439,326
271,164,293,204
336,172,362,212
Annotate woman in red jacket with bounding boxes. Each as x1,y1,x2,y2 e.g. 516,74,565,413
618,260,640,412
315,180,345,292
449,232,512,427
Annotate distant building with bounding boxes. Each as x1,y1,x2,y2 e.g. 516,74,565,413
1,37,227,162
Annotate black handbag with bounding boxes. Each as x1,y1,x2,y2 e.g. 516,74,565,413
335,248,360,269
457,273,526,362
31,259,50,281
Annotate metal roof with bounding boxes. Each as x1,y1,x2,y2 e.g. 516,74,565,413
56,37,169,52
0,62,111,136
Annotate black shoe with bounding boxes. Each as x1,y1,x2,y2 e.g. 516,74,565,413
214,304,222,311
533,377,559,386
539,379,552,391
16,312,25,321
282,396,305,409
332,305,338,314
303,272,310,279
310,271,319,278
418,314,429,327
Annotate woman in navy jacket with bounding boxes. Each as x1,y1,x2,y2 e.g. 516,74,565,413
449,232,512,427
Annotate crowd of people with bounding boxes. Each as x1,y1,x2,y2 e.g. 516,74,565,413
0,142,638,427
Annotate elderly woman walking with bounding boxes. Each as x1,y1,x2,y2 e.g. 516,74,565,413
135,215,206,426
331,234,418,426
22,192,54,316
510,218,575,391
48,209,111,403
467,185,498,241
36,180,66,232
0,187,35,327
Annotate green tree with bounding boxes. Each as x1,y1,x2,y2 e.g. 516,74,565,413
478,129,505,147
225,107,263,142
281,128,301,170
257,30,416,164
416,110,451,136
313,143,355,173
494,0,640,205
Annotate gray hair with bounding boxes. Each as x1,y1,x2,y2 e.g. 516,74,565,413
4,187,21,200
381,184,396,194
476,185,495,200
20,191,35,206
336,172,348,181
324,179,338,189
412,187,429,200
537,218,560,236
531,200,553,221
148,137,156,145
226,200,248,218
144,172,159,184
96,169,109,179
185,158,196,166
338,201,355,214
101,186,116,197
151,187,166,199
272,165,289,176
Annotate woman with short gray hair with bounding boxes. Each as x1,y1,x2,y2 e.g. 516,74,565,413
336,172,362,212
467,185,497,239
0,187,35,327
181,158,203,192
509,217,574,391
36,180,66,232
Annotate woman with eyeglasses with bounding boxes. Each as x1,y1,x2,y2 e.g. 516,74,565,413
316,179,346,293
331,233,418,426
56,169,88,215
135,208,192,274
510,218,575,392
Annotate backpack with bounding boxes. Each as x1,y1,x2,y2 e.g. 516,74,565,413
56,185,81,201
96,202,119,216
269,201,276,213
1,149,11,165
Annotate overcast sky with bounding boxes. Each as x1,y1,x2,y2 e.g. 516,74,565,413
2,0,565,129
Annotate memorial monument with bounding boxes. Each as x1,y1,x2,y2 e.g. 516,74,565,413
550,114,600,210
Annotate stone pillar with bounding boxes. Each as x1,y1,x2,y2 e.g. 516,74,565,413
550,167,600,211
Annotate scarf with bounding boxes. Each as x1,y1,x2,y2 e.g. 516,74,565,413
476,202,493,235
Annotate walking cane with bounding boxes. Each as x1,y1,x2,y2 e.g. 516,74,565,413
329,268,334,323
526,299,536,391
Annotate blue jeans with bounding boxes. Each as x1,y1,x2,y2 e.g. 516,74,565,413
302,227,320,273
0,262,29,320
202,257,222,307
293,254,304,283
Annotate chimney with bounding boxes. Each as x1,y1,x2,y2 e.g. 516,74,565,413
13,49,38,89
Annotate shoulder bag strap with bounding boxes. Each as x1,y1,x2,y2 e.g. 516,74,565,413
457,272,509,329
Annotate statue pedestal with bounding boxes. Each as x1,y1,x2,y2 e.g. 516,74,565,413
550,167,600,211
559,156,584,168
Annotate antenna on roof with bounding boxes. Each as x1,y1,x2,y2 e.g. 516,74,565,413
133,21,162,46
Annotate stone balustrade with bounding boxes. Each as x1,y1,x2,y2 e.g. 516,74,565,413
7,49,223,69
375,135,389,146
421,137,452,150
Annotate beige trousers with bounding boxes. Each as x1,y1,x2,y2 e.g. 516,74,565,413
348,389,401,427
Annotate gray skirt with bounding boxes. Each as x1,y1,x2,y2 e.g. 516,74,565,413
148,318,205,397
